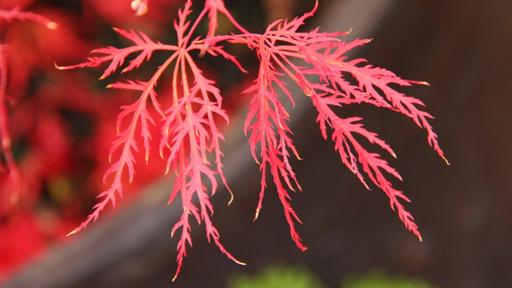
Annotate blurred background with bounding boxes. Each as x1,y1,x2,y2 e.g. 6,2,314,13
0,0,511,287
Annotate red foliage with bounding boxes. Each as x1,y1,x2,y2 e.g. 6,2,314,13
0,5,57,209
0,2,174,280
0,213,45,279
61,0,447,280
221,2,448,242
61,1,247,279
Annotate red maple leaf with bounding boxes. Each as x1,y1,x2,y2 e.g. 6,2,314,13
61,0,447,280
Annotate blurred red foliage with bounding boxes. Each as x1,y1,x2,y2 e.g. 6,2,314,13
0,0,180,280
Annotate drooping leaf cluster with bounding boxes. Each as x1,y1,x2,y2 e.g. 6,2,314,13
62,0,446,279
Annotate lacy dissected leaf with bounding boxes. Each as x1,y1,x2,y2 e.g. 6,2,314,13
220,0,445,243
59,27,177,79
243,45,304,250
62,0,446,281
61,0,245,280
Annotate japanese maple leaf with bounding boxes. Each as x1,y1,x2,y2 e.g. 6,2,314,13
61,0,446,280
